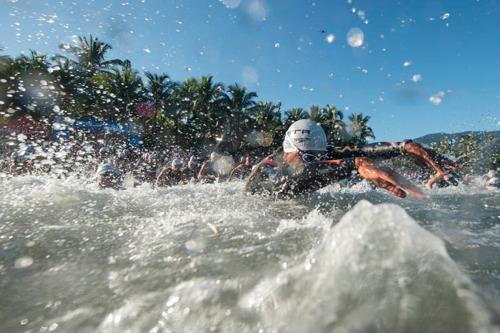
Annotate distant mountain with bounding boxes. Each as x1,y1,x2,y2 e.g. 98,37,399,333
414,130,500,147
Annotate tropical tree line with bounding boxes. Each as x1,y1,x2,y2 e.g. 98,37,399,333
0,35,375,154
431,134,499,174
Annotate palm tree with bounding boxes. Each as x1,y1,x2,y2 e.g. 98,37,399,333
251,101,281,131
284,107,308,129
346,113,375,145
15,50,49,71
166,78,198,146
108,61,143,121
2,51,60,120
193,76,224,139
320,105,345,145
144,72,172,110
58,34,122,75
309,105,322,122
86,60,143,121
0,53,15,113
221,83,257,143
249,101,282,150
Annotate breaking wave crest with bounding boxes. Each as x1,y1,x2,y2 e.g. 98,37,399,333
0,176,498,333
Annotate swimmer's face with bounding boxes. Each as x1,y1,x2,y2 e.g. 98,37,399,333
283,152,303,165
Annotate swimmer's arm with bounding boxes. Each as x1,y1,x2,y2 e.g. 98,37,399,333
155,167,167,187
354,157,427,200
229,164,244,180
197,162,208,179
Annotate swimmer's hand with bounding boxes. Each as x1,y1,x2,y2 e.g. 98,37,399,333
402,141,459,188
355,157,428,200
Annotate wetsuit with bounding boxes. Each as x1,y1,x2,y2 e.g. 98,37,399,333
231,163,253,180
157,168,184,187
199,161,219,183
486,177,500,189
183,166,200,182
239,164,253,179
245,149,355,198
325,141,407,159
246,141,448,197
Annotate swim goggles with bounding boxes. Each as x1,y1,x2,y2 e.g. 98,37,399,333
297,150,330,163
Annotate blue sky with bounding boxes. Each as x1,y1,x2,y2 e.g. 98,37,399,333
1,0,499,140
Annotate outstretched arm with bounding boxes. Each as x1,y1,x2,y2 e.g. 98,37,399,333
328,141,459,188
155,167,168,187
401,141,459,188
354,157,428,200
229,164,244,181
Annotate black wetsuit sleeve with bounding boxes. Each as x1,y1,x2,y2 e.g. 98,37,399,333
246,157,356,197
280,160,355,196
326,142,407,159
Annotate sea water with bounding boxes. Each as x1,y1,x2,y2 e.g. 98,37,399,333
0,175,498,332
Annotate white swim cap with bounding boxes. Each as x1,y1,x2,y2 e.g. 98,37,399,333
97,162,121,177
283,119,327,153
172,159,183,168
99,147,111,155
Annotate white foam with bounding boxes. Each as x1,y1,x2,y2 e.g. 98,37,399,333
241,201,495,332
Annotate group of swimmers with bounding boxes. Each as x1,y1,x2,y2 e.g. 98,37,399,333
0,140,259,190
1,119,498,196
96,148,257,189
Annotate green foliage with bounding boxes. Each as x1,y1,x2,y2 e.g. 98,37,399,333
345,113,375,146
0,34,380,154
456,133,481,174
431,138,453,156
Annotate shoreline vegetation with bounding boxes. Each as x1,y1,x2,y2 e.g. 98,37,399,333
1,35,498,174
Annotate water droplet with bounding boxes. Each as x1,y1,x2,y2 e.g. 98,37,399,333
15,256,33,269
325,34,335,43
403,60,412,67
347,28,364,47
143,48,151,53
185,239,206,253
429,91,445,106
246,0,267,22
411,74,423,83
441,12,450,20
166,295,180,307
274,42,280,48
219,0,241,9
